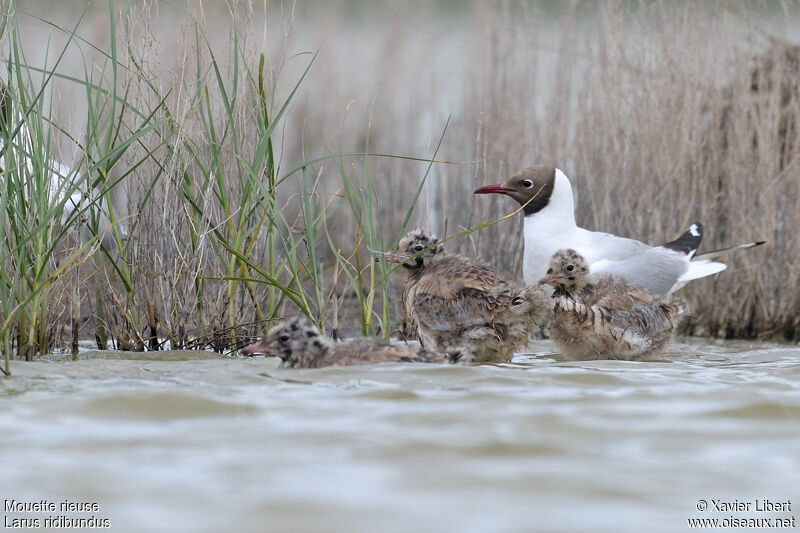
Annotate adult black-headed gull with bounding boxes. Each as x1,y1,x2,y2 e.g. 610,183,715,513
474,166,765,294
540,249,690,361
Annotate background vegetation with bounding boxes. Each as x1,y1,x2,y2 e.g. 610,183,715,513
1,1,798,364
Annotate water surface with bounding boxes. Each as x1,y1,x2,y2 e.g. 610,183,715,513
2,339,799,532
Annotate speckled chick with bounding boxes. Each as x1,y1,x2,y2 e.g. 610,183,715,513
540,249,690,361
240,317,460,368
387,229,552,364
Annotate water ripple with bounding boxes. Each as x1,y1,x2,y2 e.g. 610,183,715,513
1,339,799,532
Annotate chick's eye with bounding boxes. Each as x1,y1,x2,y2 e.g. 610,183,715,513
414,245,424,252
279,335,290,342
522,179,533,188
546,268,553,274
566,264,574,272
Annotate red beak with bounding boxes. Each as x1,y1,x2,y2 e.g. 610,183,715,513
474,184,515,195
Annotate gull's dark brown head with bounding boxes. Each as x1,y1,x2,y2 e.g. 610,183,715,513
473,166,557,216
383,229,444,271
539,249,591,293
240,317,332,368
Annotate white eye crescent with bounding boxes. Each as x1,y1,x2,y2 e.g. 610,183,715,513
522,179,534,188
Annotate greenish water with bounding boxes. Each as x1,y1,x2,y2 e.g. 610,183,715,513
2,339,799,532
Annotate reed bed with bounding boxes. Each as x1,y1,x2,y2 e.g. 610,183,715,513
457,2,800,340
0,1,798,369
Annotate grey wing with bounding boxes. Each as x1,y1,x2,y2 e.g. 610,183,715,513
589,245,687,295
583,231,653,262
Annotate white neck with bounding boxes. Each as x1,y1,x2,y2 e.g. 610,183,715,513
521,169,579,284
542,169,576,226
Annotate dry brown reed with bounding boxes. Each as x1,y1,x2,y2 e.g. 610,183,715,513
454,2,799,340
7,0,800,353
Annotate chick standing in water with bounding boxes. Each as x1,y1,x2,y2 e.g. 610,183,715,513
240,317,461,368
540,249,690,361
386,229,552,364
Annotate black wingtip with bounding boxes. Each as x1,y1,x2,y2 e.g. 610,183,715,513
662,221,703,256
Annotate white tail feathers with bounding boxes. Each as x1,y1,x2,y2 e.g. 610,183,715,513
678,259,728,283
670,259,728,293
672,241,765,292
